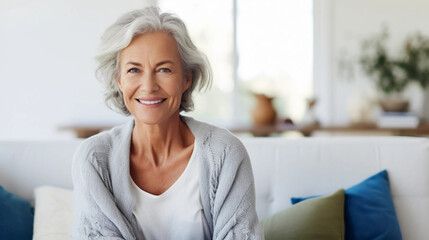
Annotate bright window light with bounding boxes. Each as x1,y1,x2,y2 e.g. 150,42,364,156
158,0,313,125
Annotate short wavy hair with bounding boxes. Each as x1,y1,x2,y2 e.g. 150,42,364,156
95,6,212,115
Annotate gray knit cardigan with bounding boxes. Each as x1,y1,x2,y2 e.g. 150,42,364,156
71,116,263,240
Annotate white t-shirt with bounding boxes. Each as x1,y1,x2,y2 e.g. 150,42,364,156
130,143,210,240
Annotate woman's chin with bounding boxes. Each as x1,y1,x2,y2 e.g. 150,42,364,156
133,114,176,127
130,106,181,126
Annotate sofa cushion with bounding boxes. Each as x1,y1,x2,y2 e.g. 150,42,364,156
263,189,345,240
292,170,401,240
0,185,34,240
33,186,74,240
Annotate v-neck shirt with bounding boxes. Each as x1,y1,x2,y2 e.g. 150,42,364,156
130,141,210,240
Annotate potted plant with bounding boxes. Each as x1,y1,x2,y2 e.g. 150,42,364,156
360,28,429,112
396,32,429,89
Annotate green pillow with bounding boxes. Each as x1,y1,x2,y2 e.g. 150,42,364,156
263,189,345,240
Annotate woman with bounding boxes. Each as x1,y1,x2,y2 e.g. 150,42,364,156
72,6,262,240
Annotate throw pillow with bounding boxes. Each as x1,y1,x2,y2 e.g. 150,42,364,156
263,189,345,240
33,186,74,240
0,185,34,240
291,170,402,240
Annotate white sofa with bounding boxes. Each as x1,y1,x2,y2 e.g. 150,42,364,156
1,136,429,239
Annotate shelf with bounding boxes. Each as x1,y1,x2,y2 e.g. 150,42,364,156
59,123,429,138
228,123,429,137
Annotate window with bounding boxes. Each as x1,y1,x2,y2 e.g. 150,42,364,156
158,0,313,126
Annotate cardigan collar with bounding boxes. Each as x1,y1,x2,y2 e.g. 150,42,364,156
109,116,205,213
109,116,214,237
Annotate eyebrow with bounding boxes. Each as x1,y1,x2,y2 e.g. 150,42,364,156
124,60,175,67
125,61,142,67
156,60,175,67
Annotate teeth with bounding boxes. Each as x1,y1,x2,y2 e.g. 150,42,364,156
138,99,164,105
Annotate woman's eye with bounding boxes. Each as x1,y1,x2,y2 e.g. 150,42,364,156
159,68,171,73
127,68,139,73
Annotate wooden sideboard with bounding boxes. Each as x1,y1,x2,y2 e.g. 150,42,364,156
59,123,429,138
58,125,114,138
229,123,429,137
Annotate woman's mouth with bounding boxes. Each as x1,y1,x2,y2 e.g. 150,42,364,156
136,98,167,105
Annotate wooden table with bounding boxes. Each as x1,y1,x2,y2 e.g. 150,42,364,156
58,125,114,138
229,123,429,137
59,123,429,138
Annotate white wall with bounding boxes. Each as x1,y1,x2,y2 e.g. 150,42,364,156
3,0,428,139
0,0,155,140
315,0,429,125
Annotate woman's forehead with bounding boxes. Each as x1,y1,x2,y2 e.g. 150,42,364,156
120,32,180,62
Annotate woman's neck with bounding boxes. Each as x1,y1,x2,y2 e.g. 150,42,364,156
131,115,194,167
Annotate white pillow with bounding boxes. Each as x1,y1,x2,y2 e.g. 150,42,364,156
33,186,73,240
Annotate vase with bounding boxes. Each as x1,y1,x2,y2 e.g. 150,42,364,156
403,82,429,120
378,99,409,112
251,94,277,125
378,91,409,112
300,98,319,125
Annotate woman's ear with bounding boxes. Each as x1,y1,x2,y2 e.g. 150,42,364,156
116,76,123,91
184,72,192,91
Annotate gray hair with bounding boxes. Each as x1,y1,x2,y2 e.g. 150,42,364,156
95,6,212,115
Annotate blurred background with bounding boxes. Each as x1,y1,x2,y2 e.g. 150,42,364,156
2,0,429,140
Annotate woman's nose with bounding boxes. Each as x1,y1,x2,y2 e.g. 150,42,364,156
140,73,159,92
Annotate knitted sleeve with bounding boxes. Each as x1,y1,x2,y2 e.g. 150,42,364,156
211,134,264,240
70,138,132,240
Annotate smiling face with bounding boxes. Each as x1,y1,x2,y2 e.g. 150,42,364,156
117,32,191,126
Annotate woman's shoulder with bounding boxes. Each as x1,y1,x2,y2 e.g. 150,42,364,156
184,116,245,152
75,131,112,158
73,120,133,164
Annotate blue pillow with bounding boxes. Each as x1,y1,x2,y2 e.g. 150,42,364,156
0,186,34,240
291,170,402,240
